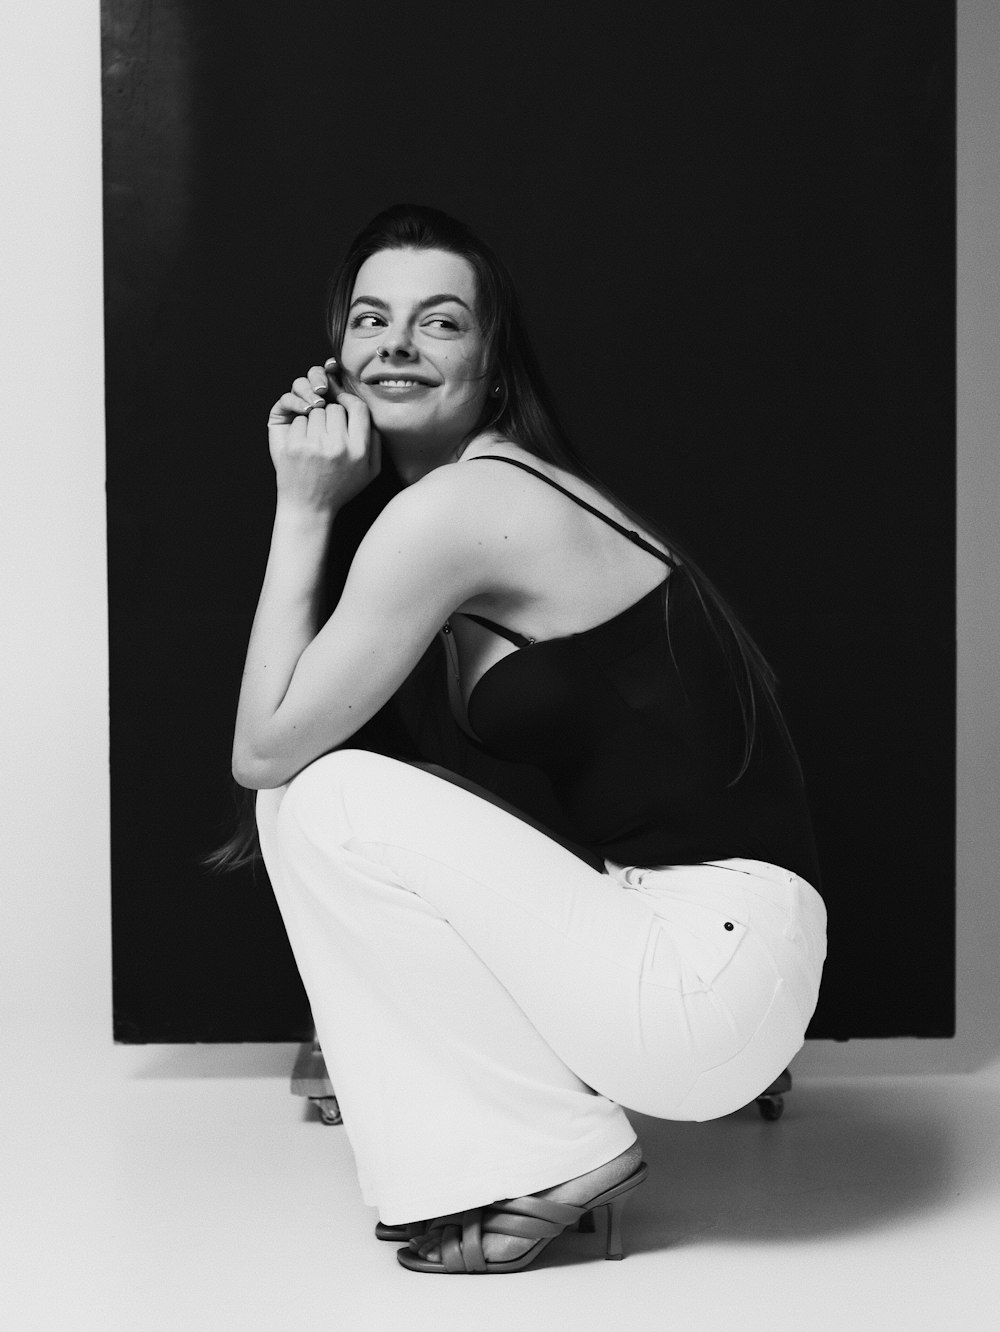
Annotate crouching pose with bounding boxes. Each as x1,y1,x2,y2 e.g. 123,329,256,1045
225,204,826,1274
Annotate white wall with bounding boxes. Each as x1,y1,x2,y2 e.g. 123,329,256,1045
1,1,995,1077
1,1,111,1069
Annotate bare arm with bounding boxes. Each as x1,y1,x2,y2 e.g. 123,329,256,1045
232,370,492,788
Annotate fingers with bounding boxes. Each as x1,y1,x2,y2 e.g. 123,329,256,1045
289,364,341,409
307,360,344,401
293,375,327,409
268,362,341,425
268,356,380,504
304,401,347,447
268,390,313,425
307,358,344,403
336,391,376,462
280,400,341,444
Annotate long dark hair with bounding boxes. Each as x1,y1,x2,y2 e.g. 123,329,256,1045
208,204,786,871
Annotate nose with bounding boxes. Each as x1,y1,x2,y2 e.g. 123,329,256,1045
377,325,415,361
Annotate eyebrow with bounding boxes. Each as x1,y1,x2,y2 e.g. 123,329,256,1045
348,292,473,313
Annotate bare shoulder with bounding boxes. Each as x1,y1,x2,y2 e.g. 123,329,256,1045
350,458,528,586
458,438,675,561
365,440,670,573
370,453,533,543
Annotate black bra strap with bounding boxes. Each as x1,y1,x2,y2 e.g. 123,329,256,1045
470,455,676,567
460,612,535,648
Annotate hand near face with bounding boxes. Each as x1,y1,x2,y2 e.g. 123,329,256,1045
267,360,382,514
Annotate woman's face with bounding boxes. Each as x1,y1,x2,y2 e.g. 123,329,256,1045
339,247,490,447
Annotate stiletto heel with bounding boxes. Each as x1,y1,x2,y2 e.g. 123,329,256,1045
603,1195,631,1260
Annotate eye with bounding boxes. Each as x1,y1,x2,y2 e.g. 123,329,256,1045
422,315,466,335
349,312,385,330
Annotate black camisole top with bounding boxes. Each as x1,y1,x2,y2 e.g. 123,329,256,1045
442,456,821,887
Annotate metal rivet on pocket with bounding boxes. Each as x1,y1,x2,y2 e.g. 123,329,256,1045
724,921,735,931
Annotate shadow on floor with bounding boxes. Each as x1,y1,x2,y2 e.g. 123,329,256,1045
622,1080,955,1254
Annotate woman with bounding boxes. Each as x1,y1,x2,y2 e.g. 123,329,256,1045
227,204,826,1274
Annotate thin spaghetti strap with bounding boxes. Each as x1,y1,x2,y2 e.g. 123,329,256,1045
470,455,675,566
458,612,535,648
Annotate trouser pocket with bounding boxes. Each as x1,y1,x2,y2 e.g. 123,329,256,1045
639,875,751,993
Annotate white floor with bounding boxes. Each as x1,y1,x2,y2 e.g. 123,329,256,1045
5,1038,1000,1332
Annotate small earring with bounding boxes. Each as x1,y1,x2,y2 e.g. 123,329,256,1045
491,382,502,396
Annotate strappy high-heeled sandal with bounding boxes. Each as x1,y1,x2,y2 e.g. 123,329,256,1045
395,1161,648,1273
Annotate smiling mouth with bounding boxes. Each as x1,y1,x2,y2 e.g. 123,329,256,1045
367,378,434,387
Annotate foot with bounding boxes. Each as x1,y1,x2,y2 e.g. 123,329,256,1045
409,1141,643,1267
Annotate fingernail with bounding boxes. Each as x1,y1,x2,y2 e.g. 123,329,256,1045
311,396,324,406
324,357,338,369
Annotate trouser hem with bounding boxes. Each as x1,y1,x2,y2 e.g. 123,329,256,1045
370,1122,640,1226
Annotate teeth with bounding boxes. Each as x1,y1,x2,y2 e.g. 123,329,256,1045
377,379,424,386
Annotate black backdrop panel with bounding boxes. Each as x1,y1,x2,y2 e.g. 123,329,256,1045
104,1,955,1041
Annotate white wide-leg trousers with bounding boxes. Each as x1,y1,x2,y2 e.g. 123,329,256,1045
256,749,826,1224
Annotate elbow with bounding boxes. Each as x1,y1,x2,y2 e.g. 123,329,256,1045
232,741,330,791
232,746,284,791
231,760,266,791
232,726,349,790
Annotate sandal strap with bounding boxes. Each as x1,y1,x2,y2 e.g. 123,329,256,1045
435,1200,568,1270
483,1193,584,1241
439,1210,487,1273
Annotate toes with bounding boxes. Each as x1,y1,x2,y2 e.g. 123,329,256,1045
409,1225,443,1257
406,1213,454,1251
